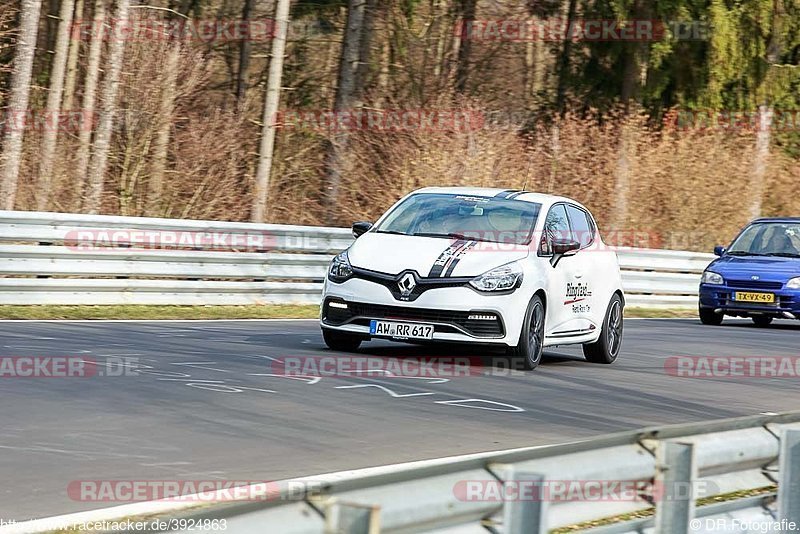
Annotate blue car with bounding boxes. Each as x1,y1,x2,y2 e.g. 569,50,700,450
699,218,800,326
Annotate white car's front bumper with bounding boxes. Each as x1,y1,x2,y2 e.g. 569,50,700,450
320,277,530,346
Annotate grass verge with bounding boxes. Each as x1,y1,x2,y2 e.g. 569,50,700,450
625,307,697,318
552,485,776,532
0,305,695,321
0,305,321,320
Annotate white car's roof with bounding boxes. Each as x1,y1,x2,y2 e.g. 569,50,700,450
413,186,579,207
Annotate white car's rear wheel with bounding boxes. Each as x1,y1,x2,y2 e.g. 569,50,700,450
583,294,623,364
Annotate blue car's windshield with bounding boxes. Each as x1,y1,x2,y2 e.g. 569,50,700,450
728,222,800,257
375,193,542,245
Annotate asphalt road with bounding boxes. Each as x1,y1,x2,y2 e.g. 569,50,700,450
1,317,799,521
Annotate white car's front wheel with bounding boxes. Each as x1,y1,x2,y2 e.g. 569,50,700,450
508,295,546,370
322,328,363,352
583,294,623,364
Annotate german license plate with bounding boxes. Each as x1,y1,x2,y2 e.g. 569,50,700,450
734,292,775,303
369,320,434,340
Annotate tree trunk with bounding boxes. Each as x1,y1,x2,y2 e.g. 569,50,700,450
35,0,76,211
620,1,649,110
748,0,784,220
611,124,633,231
74,0,106,211
322,0,374,224
146,44,181,216
612,1,649,231
748,106,773,220
454,0,476,93
83,0,130,214
250,0,292,223
235,0,255,107
555,0,578,116
0,0,43,210
61,0,84,112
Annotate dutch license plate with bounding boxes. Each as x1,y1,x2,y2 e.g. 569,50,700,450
369,320,434,340
734,292,776,303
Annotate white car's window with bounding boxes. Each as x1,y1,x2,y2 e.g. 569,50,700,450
375,193,542,245
540,204,571,255
566,205,595,249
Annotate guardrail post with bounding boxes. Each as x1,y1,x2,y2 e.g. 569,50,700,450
778,429,800,524
654,440,696,534
502,469,547,534
324,500,380,534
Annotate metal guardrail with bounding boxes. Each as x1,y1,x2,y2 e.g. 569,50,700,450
0,210,714,308
11,412,800,533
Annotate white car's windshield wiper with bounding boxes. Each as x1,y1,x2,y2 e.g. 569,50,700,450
374,230,409,236
411,232,500,243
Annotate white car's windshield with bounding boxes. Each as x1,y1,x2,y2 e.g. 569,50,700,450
728,222,800,257
375,193,542,245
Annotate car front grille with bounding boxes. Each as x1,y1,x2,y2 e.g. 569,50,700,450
323,300,504,338
727,280,784,290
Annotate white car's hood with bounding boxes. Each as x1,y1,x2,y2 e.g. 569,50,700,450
348,233,530,278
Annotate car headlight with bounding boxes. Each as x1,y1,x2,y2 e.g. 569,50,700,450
328,251,353,282
469,262,523,292
701,271,724,285
788,277,800,290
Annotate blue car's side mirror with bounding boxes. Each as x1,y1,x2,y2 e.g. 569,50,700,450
714,245,726,256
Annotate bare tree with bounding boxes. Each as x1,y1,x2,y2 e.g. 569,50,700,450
251,0,292,223
84,0,130,214
748,106,773,220
748,0,786,220
35,0,76,211
73,0,106,210
235,0,255,107
61,0,85,112
146,43,181,215
322,0,376,224
0,0,43,210
555,0,577,115
454,0,476,93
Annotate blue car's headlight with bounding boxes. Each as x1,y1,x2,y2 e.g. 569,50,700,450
701,271,724,285
788,277,800,290
328,251,353,282
469,262,523,292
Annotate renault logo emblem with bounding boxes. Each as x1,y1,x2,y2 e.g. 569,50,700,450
398,272,417,297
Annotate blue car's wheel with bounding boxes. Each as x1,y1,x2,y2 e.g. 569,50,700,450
752,316,773,327
699,306,724,326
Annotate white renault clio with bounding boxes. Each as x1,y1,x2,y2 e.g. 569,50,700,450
320,187,624,369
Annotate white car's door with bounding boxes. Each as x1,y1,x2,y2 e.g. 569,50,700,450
540,203,583,337
564,204,600,331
